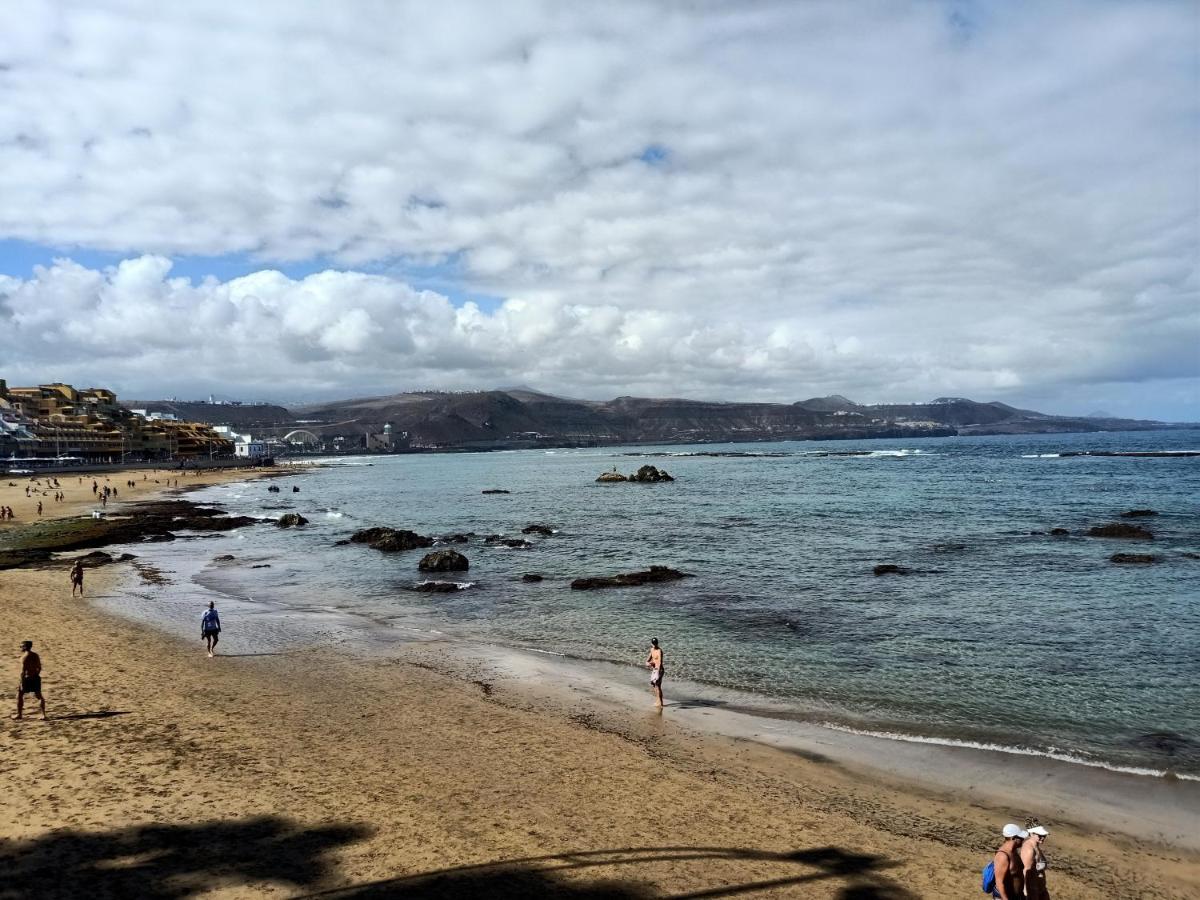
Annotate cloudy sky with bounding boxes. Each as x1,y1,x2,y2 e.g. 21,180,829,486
0,1,1196,418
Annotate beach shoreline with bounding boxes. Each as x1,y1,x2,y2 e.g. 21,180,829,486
3,462,1199,897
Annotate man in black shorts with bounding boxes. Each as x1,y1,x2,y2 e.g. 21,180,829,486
14,640,46,720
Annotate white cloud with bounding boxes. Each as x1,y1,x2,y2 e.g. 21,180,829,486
0,1,1196,417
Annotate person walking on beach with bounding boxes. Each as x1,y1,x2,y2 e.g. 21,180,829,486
14,641,46,721
646,637,665,708
201,601,221,658
1020,824,1050,900
989,823,1026,899
70,560,85,598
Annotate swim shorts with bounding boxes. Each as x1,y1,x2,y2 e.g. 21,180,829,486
19,676,41,695
650,668,663,686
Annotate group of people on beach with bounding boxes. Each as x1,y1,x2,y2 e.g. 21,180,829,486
988,821,1051,899
0,506,15,520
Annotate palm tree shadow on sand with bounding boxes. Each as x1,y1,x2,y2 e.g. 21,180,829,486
0,816,916,900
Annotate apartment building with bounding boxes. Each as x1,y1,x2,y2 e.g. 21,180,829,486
0,379,232,460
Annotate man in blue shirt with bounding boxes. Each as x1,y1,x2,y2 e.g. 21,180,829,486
201,601,221,658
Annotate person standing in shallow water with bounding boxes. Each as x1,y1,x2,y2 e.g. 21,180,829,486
201,601,221,658
646,638,665,708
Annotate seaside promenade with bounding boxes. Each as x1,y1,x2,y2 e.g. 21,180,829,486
1,470,1197,898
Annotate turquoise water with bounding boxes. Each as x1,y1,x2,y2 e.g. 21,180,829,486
149,430,1200,776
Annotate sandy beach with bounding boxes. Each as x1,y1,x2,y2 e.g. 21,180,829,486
2,472,1198,898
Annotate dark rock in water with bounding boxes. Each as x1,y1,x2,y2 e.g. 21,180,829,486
416,580,464,593
370,530,434,552
1182,552,1200,560
1110,553,1157,564
250,563,271,569
214,554,236,562
276,513,308,528
143,533,177,542
436,534,470,544
1050,528,1070,536
333,539,350,546
77,551,114,567
595,471,628,482
349,527,433,552
116,553,137,562
484,536,532,549
349,526,395,544
931,543,966,552
632,464,674,483
522,573,544,582
267,485,281,493
521,524,554,536
292,486,300,492
418,549,469,572
1029,531,1044,536
570,565,690,590
481,489,510,494
1088,523,1153,540
1120,509,1158,518
873,564,909,576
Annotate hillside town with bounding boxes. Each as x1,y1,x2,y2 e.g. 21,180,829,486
0,380,235,462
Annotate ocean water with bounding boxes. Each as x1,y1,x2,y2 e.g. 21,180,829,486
120,430,1200,777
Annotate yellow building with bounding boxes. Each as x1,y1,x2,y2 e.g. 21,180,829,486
0,381,232,460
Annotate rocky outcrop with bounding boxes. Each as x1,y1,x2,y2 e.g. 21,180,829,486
1120,509,1158,518
632,465,674,483
418,549,469,572
521,524,554,536
873,564,909,576
485,535,532,548
214,554,236,562
595,471,627,482
1050,528,1070,536
415,580,465,592
522,573,544,582
350,527,434,552
1111,553,1157,564
570,566,690,590
1088,523,1154,540
276,513,308,528
436,533,470,544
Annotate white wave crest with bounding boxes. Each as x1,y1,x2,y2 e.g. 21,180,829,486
818,722,1199,781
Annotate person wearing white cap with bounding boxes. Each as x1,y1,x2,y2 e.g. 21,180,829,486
1021,823,1051,900
989,823,1027,899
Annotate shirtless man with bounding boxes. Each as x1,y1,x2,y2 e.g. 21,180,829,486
70,560,85,598
14,641,46,720
645,638,665,707
991,823,1026,899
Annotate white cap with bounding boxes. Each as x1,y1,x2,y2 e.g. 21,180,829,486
1002,824,1029,839
1028,825,1049,836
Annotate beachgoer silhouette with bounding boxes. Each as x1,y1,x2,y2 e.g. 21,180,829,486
14,640,46,721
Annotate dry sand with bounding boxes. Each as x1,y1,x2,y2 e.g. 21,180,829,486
1,473,1198,898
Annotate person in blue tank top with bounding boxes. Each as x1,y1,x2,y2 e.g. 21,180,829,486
201,602,221,658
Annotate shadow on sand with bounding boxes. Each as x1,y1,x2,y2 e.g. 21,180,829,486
0,816,915,900
0,815,368,900
302,844,916,899
52,710,131,721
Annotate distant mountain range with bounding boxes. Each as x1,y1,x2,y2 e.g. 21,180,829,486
126,391,1192,450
